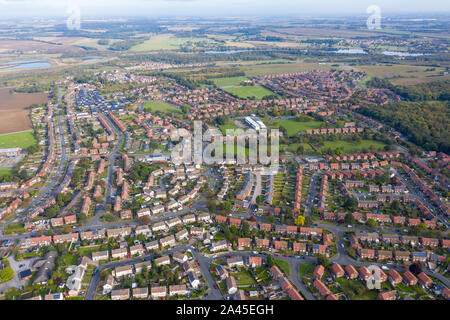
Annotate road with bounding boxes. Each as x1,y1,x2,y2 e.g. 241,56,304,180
88,111,124,226
85,244,223,300
304,173,319,216
1,85,70,232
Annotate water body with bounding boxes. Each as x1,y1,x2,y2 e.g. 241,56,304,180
3,61,51,70
381,51,424,57
335,48,367,54
84,58,104,62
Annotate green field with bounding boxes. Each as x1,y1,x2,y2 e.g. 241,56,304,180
317,139,386,153
223,85,276,100
0,168,12,175
0,130,36,149
285,143,313,153
232,269,257,286
274,120,323,136
275,259,291,276
143,101,180,114
211,76,250,87
130,35,212,51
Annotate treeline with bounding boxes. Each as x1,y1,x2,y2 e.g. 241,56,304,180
108,39,147,51
367,77,450,101
358,101,450,153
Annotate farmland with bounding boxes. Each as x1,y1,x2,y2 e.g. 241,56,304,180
223,85,276,100
130,35,212,52
355,64,450,86
0,88,48,135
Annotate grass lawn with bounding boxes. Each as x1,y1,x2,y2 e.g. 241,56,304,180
336,277,378,300
275,259,291,276
4,222,26,235
299,263,311,279
76,245,102,256
63,253,80,266
285,143,313,153
143,101,180,114
211,76,250,87
256,267,271,283
231,269,257,286
0,168,13,180
273,120,323,136
223,85,276,100
317,139,386,153
0,130,36,149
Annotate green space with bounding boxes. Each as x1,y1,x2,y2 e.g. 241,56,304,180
232,268,257,286
299,263,312,279
223,85,276,100
317,139,386,153
285,143,313,153
0,130,36,149
275,259,291,276
143,101,180,114
211,76,250,87
4,222,26,235
273,120,323,136
336,277,378,300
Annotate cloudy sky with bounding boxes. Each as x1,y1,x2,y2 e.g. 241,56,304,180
0,0,448,18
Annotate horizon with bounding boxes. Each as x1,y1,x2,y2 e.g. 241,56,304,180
0,0,449,18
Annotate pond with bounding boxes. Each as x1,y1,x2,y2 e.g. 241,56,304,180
2,61,51,70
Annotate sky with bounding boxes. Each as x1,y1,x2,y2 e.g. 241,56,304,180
0,0,449,18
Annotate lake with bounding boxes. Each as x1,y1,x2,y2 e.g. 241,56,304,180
2,61,51,70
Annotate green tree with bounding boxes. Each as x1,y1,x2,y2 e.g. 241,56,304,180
366,218,378,229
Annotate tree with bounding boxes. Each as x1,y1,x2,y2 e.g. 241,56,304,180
221,200,232,213
344,196,357,211
295,215,305,226
207,200,218,213
267,254,275,267
366,218,378,229
317,255,330,267
0,267,14,283
344,213,356,225
409,262,422,275
139,216,151,225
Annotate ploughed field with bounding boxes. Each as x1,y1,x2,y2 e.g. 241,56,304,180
0,88,48,134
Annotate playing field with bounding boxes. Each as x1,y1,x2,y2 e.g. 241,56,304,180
211,76,250,87
143,101,180,114
274,120,323,136
223,85,275,100
317,140,386,153
0,130,36,149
